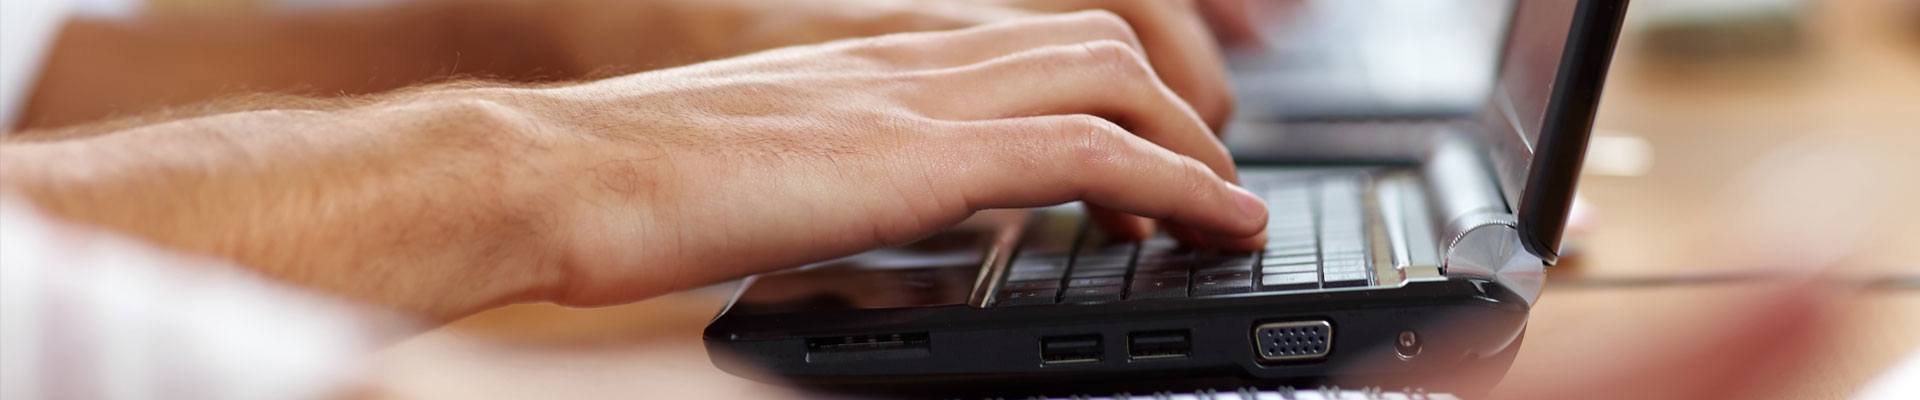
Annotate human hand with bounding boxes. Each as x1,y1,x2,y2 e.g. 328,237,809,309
505,12,1268,307
1193,0,1266,46
981,0,1243,129
542,0,1242,131
0,11,1262,321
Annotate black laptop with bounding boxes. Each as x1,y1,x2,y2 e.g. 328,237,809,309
705,0,1630,394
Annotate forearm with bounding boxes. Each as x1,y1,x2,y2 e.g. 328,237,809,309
19,0,565,130
0,9,1260,323
16,0,1015,131
0,88,565,321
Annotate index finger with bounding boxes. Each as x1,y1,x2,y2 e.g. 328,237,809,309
941,114,1268,247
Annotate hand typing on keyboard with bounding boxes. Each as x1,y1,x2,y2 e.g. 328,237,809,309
3,12,1266,321
999,175,1374,306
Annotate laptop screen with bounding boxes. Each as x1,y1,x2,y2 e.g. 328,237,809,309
1479,0,1626,259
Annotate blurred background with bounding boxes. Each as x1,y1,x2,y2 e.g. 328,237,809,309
45,0,1920,398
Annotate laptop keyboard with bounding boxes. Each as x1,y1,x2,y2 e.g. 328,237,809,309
995,174,1376,307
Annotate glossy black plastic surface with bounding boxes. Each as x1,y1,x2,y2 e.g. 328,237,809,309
1519,0,1630,260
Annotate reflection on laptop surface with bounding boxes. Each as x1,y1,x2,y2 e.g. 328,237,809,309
1230,0,1513,120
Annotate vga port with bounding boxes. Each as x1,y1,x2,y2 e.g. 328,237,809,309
1253,320,1333,361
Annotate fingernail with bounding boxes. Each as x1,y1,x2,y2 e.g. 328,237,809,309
1229,185,1267,226
1125,216,1156,240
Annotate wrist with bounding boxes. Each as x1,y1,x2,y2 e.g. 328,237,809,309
475,82,699,306
378,88,581,315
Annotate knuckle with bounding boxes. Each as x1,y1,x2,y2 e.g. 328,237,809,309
1053,115,1131,173
837,34,915,63
1174,155,1220,194
1076,39,1142,62
1070,40,1152,79
1070,10,1136,39
1178,155,1216,181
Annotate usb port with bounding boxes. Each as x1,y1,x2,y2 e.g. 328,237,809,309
1128,330,1191,361
1040,334,1103,365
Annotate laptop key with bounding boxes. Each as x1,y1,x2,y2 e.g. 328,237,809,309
1264,245,1317,257
1195,251,1256,264
1127,277,1190,300
1009,258,1069,273
1195,266,1253,278
1268,229,1317,241
1262,254,1318,266
1007,271,1067,281
1266,236,1319,250
1322,243,1365,253
1192,270,1254,296
1061,286,1124,304
1323,259,1367,272
1135,254,1194,271
1196,269,1252,282
1321,249,1365,259
1260,273,1319,291
1328,271,1374,288
1002,280,1061,291
1192,278,1254,296
998,288,1059,306
1135,268,1191,279
1078,243,1136,259
1066,277,1125,288
1067,268,1127,278
1074,256,1132,270
1193,262,1255,276
1261,263,1318,275
1323,268,1368,277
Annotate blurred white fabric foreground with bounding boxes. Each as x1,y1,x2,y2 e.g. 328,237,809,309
0,194,378,400
1858,350,1920,400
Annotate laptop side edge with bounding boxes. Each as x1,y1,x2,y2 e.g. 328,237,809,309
1517,0,1631,261
1478,0,1632,263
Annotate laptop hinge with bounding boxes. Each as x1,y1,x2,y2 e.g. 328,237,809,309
1423,135,1545,306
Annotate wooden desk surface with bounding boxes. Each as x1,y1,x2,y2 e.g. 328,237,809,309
433,1,1919,398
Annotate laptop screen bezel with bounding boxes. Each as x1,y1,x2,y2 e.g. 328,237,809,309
1493,0,1630,262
